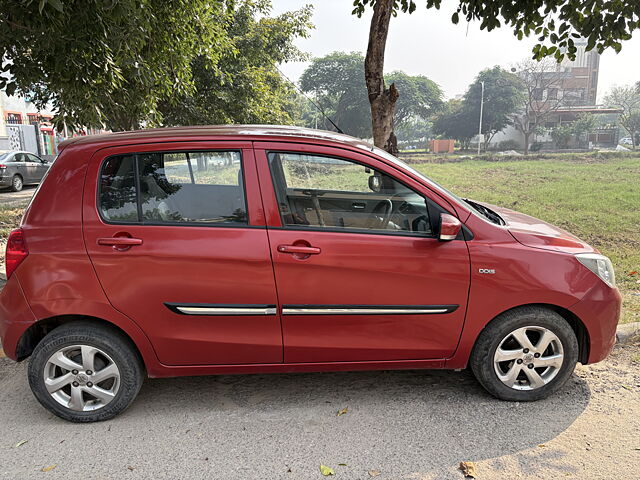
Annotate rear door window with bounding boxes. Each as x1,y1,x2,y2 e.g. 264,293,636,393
99,155,138,222
98,150,247,225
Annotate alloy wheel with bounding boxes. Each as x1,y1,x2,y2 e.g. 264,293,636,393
43,345,121,412
493,326,564,391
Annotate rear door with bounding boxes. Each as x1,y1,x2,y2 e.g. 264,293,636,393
83,141,283,366
26,153,49,182
255,143,471,363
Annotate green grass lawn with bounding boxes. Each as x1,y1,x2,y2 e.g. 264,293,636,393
412,154,640,324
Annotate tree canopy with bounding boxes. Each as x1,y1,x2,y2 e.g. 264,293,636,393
605,84,640,149
299,52,371,137
353,0,640,62
352,0,640,153
432,99,477,149
463,67,523,147
0,0,312,131
432,67,522,150
299,52,444,138
160,1,313,127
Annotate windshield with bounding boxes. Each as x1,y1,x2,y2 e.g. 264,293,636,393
370,147,504,225
370,146,468,203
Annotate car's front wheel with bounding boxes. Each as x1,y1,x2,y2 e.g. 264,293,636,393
28,322,144,422
470,306,579,401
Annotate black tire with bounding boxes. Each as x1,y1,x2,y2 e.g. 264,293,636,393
28,322,144,422
470,306,578,401
11,174,23,192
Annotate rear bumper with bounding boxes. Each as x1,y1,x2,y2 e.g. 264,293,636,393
0,275,36,360
569,280,622,364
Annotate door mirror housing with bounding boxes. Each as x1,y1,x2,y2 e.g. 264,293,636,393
439,213,462,241
368,174,382,192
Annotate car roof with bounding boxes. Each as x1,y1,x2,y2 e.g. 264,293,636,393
58,125,376,152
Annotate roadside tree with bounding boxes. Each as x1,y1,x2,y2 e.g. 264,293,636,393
159,2,312,127
604,85,640,149
463,66,523,151
0,0,312,131
352,0,640,154
510,58,566,154
432,99,477,150
299,52,444,138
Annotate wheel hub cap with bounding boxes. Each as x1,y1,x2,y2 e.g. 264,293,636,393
493,326,564,391
43,345,121,412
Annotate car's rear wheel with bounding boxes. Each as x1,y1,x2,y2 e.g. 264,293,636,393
11,174,23,192
28,322,144,422
470,306,578,401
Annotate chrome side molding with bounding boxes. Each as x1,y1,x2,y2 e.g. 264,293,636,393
165,303,277,316
282,305,459,315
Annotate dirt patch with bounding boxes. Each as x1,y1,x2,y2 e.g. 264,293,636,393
472,343,640,480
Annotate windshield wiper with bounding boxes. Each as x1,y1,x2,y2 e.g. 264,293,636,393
463,199,505,225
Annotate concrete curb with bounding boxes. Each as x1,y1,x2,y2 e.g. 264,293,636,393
616,322,640,345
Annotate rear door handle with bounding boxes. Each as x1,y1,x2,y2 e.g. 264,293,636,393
277,244,321,255
97,236,143,252
97,237,143,246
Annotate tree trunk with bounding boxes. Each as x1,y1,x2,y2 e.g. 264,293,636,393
523,131,531,155
365,0,399,155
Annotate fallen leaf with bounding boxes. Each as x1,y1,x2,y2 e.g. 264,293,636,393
41,465,56,472
338,463,348,466
337,407,348,416
538,444,546,448
320,465,335,476
368,470,381,477
629,271,638,276
459,461,477,478
127,466,134,471
622,385,632,391
15,440,28,448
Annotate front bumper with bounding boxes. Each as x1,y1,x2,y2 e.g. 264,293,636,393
569,280,622,364
0,275,36,360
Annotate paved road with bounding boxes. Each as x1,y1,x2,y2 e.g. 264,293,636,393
0,186,37,206
0,344,638,479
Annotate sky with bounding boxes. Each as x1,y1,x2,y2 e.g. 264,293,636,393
272,0,640,102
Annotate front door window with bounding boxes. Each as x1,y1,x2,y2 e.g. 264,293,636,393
268,152,433,236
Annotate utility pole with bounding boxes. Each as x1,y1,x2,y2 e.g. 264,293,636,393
477,80,485,155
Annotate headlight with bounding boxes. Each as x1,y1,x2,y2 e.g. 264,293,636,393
575,253,616,287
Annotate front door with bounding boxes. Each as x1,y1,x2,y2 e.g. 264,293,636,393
255,144,470,363
83,142,282,366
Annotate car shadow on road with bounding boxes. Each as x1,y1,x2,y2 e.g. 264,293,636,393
125,367,591,477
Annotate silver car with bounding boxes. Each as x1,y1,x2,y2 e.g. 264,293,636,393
0,151,51,191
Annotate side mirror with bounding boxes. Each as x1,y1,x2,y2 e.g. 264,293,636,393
368,175,382,192
439,213,462,241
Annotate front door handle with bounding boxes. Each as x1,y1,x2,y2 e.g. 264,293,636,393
277,244,321,255
97,235,143,251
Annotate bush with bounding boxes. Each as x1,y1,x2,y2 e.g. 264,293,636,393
530,142,543,152
497,140,520,151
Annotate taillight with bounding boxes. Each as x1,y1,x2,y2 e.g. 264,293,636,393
0,164,6,169
5,228,28,279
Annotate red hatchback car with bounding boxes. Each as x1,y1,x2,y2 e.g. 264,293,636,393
0,126,621,422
